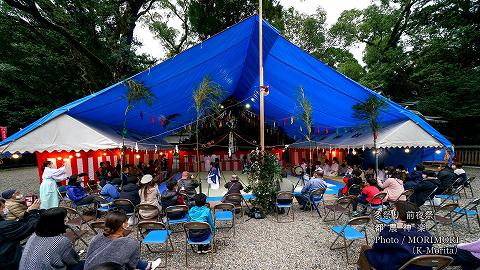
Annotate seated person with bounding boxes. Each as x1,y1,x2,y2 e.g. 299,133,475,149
188,193,215,254
364,165,375,180
338,160,348,176
1,189,27,220
138,175,160,220
177,171,199,203
454,163,468,187
119,176,140,213
435,165,456,194
396,164,408,181
450,238,480,270
0,198,41,270
377,167,405,202
357,201,433,270
409,170,439,206
222,175,244,207
66,176,96,206
19,207,83,270
404,163,425,190
99,178,121,202
376,165,386,183
329,157,339,176
294,169,327,210
84,209,159,270
161,180,184,215
338,169,363,197
322,162,331,176
352,176,382,216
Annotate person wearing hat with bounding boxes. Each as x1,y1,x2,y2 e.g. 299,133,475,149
295,169,327,210
66,176,96,206
222,175,244,207
2,189,27,221
138,174,160,220
99,178,121,202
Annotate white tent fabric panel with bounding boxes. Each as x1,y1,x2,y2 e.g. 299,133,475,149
0,114,169,153
290,120,443,149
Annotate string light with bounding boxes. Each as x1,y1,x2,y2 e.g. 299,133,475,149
75,152,81,157
245,103,251,109
352,149,357,155
405,148,410,153
57,157,62,160
435,149,441,154
68,155,73,159
103,153,107,156
11,153,20,159
135,154,140,159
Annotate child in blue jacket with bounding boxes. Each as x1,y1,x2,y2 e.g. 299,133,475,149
188,193,215,254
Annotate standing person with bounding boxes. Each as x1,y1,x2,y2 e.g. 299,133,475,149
84,210,159,270
294,169,327,210
160,155,169,180
2,189,27,220
376,167,405,202
188,193,215,254
19,207,83,270
40,161,66,209
207,163,221,190
0,199,41,270
138,175,160,220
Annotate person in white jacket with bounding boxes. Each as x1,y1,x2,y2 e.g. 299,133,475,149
39,161,66,209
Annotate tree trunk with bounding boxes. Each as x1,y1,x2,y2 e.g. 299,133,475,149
374,132,378,179
196,116,202,193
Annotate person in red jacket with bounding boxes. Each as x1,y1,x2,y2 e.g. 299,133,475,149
352,176,382,216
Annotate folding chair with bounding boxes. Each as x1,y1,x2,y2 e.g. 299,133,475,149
112,199,135,217
330,216,370,264
135,203,161,223
165,205,189,232
463,177,476,198
347,184,362,196
223,193,245,220
433,185,463,212
398,255,453,270
58,186,72,207
397,189,414,203
213,203,235,239
63,206,96,230
62,206,91,248
92,194,111,218
183,222,214,268
323,196,354,222
429,203,459,236
138,221,174,268
367,192,388,213
306,188,326,217
89,219,133,236
452,198,480,233
275,192,294,222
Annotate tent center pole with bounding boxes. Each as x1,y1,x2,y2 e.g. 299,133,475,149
259,0,265,152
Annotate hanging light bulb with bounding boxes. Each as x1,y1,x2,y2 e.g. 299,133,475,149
75,152,81,158
245,103,251,109
362,145,365,151
11,153,20,159
405,148,410,153
352,149,357,155
135,154,140,159
155,145,158,152
57,157,63,160
175,145,179,153
69,155,73,159
435,149,441,154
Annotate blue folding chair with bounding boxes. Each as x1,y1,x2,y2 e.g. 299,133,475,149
307,188,326,217
183,222,214,268
452,198,480,233
330,216,370,264
275,192,294,222
165,205,189,232
433,185,463,212
213,203,235,237
112,199,135,217
139,221,174,268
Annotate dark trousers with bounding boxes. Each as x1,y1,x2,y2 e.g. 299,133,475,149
189,229,211,251
75,194,95,206
352,197,369,211
295,194,309,206
452,248,480,270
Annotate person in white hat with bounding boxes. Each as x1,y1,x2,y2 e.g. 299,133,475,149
138,174,160,220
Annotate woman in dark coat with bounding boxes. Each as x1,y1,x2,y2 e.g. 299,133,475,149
119,176,140,212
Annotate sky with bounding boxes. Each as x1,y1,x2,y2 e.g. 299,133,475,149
135,0,371,62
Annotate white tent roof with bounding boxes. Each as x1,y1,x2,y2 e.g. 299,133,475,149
0,114,170,153
290,120,443,149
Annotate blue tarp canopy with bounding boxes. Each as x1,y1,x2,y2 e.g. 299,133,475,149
0,16,452,153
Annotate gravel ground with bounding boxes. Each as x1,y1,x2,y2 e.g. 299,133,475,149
1,166,479,269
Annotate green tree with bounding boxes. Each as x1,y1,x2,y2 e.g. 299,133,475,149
188,0,284,40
